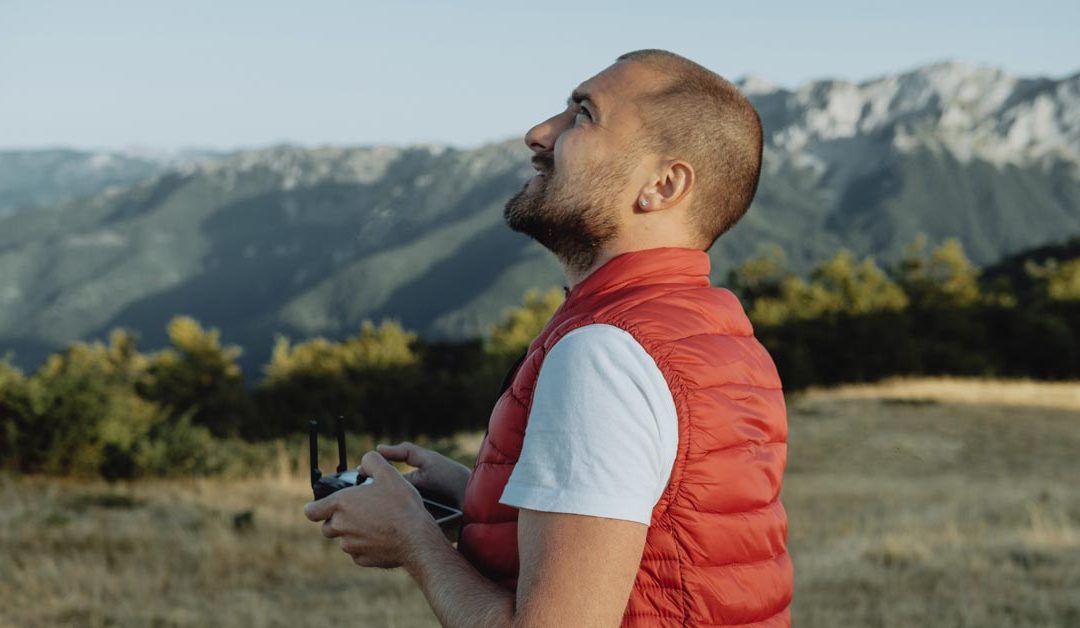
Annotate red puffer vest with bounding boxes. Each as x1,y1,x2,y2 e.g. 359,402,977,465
459,247,792,627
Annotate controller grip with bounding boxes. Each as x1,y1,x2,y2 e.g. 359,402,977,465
311,471,462,541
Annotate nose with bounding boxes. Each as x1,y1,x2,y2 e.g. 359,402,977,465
524,111,570,156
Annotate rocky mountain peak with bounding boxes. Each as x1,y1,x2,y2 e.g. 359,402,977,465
744,61,1080,178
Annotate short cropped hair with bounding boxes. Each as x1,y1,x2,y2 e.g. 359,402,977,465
616,49,763,250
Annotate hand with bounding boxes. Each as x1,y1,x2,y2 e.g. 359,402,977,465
304,450,442,569
376,441,471,508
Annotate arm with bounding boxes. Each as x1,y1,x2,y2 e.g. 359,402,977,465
405,508,647,628
305,452,646,628
308,324,665,625
405,324,671,625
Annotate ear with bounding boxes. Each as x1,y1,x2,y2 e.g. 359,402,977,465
636,160,694,212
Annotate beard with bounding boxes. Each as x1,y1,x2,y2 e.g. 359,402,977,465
503,155,630,274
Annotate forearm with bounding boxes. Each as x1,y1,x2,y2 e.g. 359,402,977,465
405,524,514,628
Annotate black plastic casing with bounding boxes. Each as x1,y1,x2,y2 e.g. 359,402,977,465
309,418,463,541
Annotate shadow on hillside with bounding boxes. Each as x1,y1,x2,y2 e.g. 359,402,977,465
0,337,61,374
371,221,536,335
88,160,531,377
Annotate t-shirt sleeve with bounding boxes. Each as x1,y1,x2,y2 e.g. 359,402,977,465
498,323,678,525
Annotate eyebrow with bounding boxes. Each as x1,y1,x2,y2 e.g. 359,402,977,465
567,89,598,113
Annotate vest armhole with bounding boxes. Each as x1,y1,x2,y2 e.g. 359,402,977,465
532,316,692,523
565,319,689,525
651,361,692,522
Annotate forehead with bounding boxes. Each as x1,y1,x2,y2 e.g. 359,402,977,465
573,60,660,121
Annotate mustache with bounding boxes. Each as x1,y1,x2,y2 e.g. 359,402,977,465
531,154,555,174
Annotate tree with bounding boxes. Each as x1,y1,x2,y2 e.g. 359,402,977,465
727,244,788,304
899,235,981,308
748,250,907,326
1025,258,1080,302
257,320,423,437
24,330,165,477
486,287,564,361
0,358,29,470
142,316,252,437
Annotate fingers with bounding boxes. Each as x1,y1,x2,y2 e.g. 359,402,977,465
359,450,396,479
304,491,339,522
376,441,428,467
399,470,424,488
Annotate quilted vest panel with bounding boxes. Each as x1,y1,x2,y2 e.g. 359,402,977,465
458,247,793,626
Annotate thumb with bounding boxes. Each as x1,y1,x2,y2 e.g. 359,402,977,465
304,491,339,522
359,450,396,480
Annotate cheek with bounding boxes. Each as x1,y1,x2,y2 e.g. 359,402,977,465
552,128,586,167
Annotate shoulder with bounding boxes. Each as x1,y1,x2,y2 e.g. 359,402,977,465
535,326,669,423
504,325,680,523
543,323,657,372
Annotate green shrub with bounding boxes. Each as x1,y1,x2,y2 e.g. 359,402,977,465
24,330,163,477
0,357,30,470
141,316,253,437
256,320,424,438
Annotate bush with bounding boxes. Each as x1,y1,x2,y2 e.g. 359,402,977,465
256,320,424,438
745,237,1080,388
0,357,30,470
22,330,162,477
141,316,253,437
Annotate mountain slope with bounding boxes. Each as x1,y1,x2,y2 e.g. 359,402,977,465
1,61,1079,372
0,149,214,217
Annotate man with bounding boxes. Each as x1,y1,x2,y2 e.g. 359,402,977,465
305,49,792,627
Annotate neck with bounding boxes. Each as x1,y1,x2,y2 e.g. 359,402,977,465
563,248,617,289
561,227,701,288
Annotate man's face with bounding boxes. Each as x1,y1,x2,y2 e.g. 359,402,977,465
504,61,650,271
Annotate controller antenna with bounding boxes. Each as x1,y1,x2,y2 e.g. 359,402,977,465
309,420,322,487
335,415,348,473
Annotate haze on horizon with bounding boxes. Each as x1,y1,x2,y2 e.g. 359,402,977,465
2,0,1078,152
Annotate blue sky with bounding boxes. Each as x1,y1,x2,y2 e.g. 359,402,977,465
1,0,1077,151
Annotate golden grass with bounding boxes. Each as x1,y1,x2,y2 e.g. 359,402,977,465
786,379,1080,627
801,376,1080,411
2,378,1078,627
0,473,438,627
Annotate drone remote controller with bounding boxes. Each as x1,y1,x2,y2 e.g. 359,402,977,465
309,417,463,534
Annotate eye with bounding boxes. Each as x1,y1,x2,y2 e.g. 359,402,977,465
574,106,592,124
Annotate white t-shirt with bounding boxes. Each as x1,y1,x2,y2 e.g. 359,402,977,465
498,323,679,525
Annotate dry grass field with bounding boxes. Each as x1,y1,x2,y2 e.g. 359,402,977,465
2,378,1078,627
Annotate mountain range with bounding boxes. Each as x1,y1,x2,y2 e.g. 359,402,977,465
1,61,1078,374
